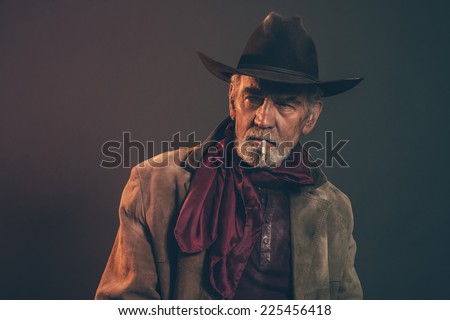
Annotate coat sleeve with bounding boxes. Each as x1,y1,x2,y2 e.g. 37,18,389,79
95,167,161,299
337,233,363,299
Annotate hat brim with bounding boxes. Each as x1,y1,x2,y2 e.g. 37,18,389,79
197,51,363,97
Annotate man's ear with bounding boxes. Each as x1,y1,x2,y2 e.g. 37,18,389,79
229,83,236,120
302,101,323,135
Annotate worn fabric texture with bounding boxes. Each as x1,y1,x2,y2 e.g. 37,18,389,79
95,117,363,300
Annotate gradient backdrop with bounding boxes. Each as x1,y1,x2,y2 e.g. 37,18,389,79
1,0,449,299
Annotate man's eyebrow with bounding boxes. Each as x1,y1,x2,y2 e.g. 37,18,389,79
242,87,263,95
241,87,303,104
277,96,303,104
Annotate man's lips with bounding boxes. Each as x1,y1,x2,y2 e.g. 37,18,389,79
247,137,277,147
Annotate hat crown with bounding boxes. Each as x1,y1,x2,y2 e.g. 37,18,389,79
196,11,363,97
237,12,319,80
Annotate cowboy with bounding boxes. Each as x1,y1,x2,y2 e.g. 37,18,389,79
96,12,363,300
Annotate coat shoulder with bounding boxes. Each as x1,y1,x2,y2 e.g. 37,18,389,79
133,147,194,185
308,180,354,229
127,148,195,230
313,181,351,207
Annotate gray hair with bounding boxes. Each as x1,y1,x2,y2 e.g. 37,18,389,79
229,74,242,103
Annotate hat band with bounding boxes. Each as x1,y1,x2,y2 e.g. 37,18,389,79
237,64,318,81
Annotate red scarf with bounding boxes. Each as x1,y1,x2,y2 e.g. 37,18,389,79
174,124,313,299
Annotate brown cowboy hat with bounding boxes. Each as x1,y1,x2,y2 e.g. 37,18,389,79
197,12,363,97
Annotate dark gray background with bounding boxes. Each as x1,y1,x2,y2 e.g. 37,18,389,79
1,0,449,299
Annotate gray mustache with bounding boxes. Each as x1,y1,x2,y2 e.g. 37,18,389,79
244,133,279,147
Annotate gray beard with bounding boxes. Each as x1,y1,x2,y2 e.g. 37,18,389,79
235,140,293,168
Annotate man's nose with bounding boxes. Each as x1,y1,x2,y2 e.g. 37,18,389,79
254,98,276,129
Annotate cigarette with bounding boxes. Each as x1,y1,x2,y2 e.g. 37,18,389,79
262,139,267,156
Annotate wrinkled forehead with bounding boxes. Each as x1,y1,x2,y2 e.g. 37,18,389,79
239,75,311,96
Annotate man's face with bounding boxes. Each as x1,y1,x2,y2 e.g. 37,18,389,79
229,75,322,168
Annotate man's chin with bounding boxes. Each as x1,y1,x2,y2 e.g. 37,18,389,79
236,147,284,169
241,158,277,169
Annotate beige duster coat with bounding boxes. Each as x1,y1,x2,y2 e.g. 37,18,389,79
95,119,363,300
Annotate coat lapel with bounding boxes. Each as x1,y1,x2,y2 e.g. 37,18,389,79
290,185,330,299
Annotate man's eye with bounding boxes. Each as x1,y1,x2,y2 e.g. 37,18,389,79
279,103,295,109
246,96,263,104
